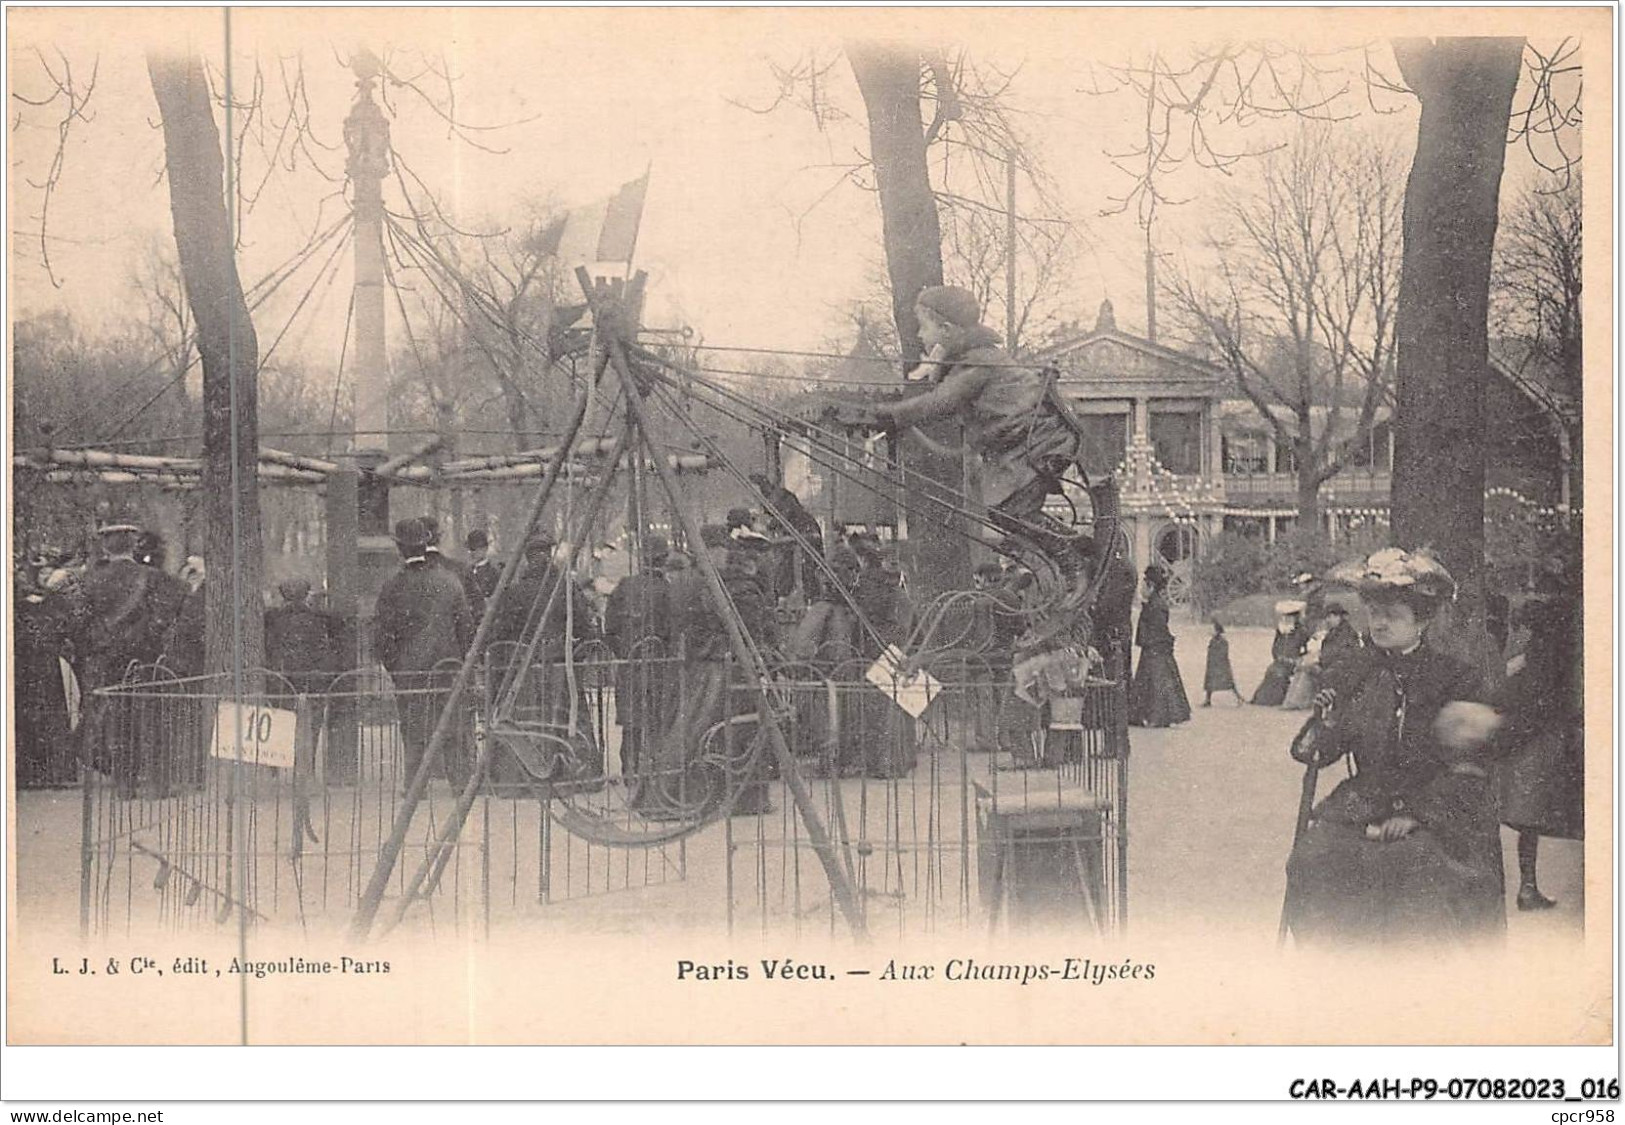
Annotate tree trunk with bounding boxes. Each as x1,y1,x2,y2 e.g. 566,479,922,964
1390,37,1523,631
1296,442,1322,535
848,41,969,597
149,52,265,676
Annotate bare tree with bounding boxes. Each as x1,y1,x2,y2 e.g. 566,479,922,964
1493,173,1582,395
129,237,198,395
1093,35,1579,628
148,49,265,675
1165,127,1401,529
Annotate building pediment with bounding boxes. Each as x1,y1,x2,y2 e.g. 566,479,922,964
1040,330,1225,394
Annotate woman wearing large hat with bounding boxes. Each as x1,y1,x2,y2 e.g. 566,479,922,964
1282,548,1507,946
1251,599,1309,707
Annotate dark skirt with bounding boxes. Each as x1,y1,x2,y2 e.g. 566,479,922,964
1285,821,1506,946
1284,775,1506,947
1129,645,1191,727
652,661,771,815
15,658,71,788
1499,724,1584,840
1251,660,1295,706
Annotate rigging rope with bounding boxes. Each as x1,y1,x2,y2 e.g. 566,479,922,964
95,214,356,444
76,212,354,445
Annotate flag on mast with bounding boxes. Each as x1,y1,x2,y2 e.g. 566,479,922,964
549,168,652,273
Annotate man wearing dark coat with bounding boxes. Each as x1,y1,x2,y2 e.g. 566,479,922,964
462,529,503,623
161,558,207,679
15,570,75,787
488,532,601,780
490,533,598,648
652,527,778,815
77,522,180,789
1496,589,1583,911
844,535,917,776
265,577,337,696
749,472,825,600
847,534,911,662
374,519,475,789
603,535,676,778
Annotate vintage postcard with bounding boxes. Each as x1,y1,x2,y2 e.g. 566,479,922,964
4,3,1613,1075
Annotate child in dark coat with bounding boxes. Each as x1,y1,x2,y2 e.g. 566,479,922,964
1203,620,1242,706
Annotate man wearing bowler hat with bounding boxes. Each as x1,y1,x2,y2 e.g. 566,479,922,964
374,518,475,790
462,528,503,622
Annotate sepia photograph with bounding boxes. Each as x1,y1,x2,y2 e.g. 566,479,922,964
2,2,1613,1091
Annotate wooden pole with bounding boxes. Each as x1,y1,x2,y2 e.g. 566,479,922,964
381,420,636,935
604,335,869,940
349,355,607,940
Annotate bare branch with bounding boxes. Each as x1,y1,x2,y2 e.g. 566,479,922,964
14,47,99,286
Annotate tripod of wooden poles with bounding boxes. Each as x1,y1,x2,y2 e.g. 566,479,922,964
349,270,869,943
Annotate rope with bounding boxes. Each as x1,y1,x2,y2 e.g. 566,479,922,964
323,290,355,459
641,372,892,657
96,215,355,444
656,338,1071,373
251,218,354,385
80,212,354,445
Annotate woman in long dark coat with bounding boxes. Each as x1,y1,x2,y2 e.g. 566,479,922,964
1128,567,1190,728
1283,548,1506,947
1497,591,1583,910
1252,603,1307,706
14,572,75,787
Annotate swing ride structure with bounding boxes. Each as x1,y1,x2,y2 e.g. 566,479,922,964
51,56,1137,946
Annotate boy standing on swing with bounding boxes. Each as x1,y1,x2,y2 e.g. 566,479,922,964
857,286,1132,679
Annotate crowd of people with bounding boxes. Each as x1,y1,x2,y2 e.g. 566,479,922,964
1260,548,1585,947
1109,540,1583,949
10,270,1584,946
14,521,206,788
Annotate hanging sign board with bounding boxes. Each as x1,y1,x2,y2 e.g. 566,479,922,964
865,646,942,719
211,702,298,770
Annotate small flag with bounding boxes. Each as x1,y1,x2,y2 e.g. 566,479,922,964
595,171,650,263
551,170,651,272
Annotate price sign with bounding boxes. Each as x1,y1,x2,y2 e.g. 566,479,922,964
864,645,942,719
211,703,298,769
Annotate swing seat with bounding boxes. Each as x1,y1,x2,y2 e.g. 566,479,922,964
491,721,601,789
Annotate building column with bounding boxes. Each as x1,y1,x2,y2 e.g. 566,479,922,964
1207,406,1224,480
1132,512,1152,577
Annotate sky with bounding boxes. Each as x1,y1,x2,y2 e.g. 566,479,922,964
6,7,1590,387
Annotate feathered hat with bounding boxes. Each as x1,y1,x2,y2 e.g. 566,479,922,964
1329,547,1457,602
